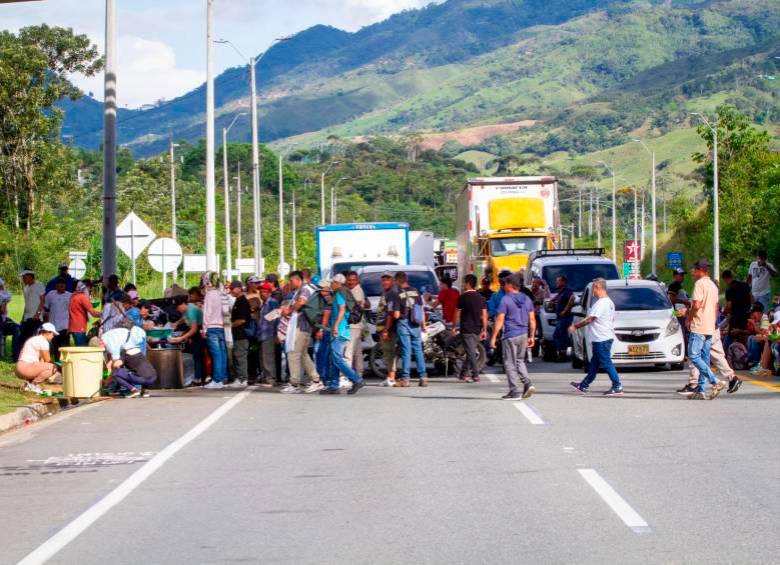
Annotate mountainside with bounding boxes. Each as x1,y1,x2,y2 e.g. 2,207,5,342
61,0,779,159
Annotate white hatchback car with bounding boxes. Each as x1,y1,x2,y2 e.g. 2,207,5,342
570,279,685,371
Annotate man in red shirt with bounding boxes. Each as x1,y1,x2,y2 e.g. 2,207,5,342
436,277,461,324
69,281,101,346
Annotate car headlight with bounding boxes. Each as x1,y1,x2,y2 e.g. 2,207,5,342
663,317,680,338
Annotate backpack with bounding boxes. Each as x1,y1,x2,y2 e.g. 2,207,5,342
301,291,328,328
343,288,363,325
399,287,424,326
727,341,749,370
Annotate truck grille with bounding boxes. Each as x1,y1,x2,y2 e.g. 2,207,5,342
616,333,659,343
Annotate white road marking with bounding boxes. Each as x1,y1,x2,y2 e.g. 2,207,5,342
578,469,651,534
513,402,545,425
17,390,251,565
484,374,501,383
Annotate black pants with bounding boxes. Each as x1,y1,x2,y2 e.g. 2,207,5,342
113,351,158,390
457,332,482,379
51,331,70,362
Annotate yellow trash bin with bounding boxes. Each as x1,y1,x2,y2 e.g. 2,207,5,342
60,347,105,398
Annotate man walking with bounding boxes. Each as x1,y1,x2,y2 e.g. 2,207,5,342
569,278,623,396
490,274,536,400
376,271,400,387
394,271,428,387
320,275,365,395
685,259,725,400
551,275,575,361
228,281,251,388
281,271,321,394
454,274,487,383
344,271,368,377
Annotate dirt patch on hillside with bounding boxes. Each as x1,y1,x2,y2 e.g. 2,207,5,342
418,121,537,151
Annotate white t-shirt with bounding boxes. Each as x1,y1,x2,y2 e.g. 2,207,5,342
23,282,45,321
19,335,50,364
45,290,72,331
587,296,616,343
749,261,775,297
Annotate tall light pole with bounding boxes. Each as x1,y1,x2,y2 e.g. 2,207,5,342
204,0,217,272
102,0,117,284
222,113,247,279
216,36,292,275
234,165,242,261
278,153,285,270
332,176,350,224
320,160,339,225
634,138,657,273
691,112,720,279
169,140,180,282
578,185,583,238
598,161,617,261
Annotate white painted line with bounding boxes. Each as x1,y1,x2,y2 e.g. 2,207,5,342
484,374,500,383
17,390,251,565
578,469,651,534
513,402,545,425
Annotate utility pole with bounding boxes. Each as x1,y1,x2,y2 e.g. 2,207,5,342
102,0,117,284
598,161,617,261
633,187,638,246
588,187,593,236
205,0,217,272
332,177,350,224
320,160,339,225
250,56,262,273
235,164,241,261
169,140,179,282
691,113,720,279
595,192,602,249
634,139,657,273
222,113,246,279
578,186,583,238
291,181,297,270
640,192,646,263
278,154,285,270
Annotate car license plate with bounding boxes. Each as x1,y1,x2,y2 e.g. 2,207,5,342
628,344,650,356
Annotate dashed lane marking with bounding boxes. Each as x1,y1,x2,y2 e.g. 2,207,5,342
513,402,546,425
578,468,651,534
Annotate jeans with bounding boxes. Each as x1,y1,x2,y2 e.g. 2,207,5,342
206,328,228,383
1,319,22,361
553,316,573,353
71,332,89,347
232,338,249,382
754,293,771,313
502,334,531,393
581,339,622,390
688,331,733,384
316,332,335,388
688,332,718,392
329,336,362,388
397,319,427,380
457,332,482,379
187,333,205,382
747,336,764,366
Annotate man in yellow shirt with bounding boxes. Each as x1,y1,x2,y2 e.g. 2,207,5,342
686,259,726,400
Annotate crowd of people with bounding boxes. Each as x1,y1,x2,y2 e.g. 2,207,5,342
0,249,777,401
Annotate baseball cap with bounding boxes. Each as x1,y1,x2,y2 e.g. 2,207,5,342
19,269,34,277
259,282,273,291
693,259,711,271
230,280,243,290
332,273,346,284
40,322,59,336
673,268,686,275
320,280,332,290
246,276,261,284
380,271,394,279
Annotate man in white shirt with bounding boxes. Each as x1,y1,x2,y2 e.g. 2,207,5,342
747,250,776,312
20,270,46,344
569,278,624,396
44,278,72,361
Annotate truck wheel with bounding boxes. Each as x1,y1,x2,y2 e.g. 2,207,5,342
369,343,388,379
542,340,556,362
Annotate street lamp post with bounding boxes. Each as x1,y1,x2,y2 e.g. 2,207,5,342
691,112,720,279
234,165,242,261
278,153,285,270
320,160,339,225
598,161,617,261
634,138,657,274
169,140,180,282
222,113,247,279
332,177,350,224
102,0,117,284
205,0,217,272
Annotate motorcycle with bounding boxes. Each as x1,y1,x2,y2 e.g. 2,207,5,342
368,309,487,379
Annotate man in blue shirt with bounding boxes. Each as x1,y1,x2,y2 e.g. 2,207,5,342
321,274,365,395
489,274,536,400
486,270,512,317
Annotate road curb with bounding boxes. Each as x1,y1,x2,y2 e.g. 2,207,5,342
0,401,61,435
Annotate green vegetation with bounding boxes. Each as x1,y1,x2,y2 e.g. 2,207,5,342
0,360,33,416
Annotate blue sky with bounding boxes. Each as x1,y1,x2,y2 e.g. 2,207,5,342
2,0,438,108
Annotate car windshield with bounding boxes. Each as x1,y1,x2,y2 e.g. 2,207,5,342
606,287,672,311
542,263,620,292
490,237,546,257
331,261,395,275
361,270,439,296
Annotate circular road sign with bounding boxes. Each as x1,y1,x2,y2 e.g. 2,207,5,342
147,238,183,273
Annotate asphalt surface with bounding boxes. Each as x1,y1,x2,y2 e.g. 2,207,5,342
1,361,778,564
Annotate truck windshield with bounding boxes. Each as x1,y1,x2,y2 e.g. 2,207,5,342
606,287,672,311
490,237,546,257
361,271,439,297
542,263,620,292
331,261,396,276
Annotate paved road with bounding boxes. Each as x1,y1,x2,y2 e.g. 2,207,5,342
1,362,778,564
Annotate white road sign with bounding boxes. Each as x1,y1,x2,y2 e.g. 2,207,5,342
147,238,183,273
116,212,156,260
183,254,221,274
68,258,86,279
277,262,291,278
68,251,88,261
235,258,258,274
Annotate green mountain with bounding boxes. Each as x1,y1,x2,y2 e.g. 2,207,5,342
60,0,779,160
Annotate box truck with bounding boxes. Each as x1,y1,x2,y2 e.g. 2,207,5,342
316,223,410,279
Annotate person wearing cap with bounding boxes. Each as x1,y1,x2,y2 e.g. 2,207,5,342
15,323,61,394
68,281,101,346
255,282,280,386
280,271,321,394
44,278,72,361
375,271,400,386
667,268,690,306
394,271,429,387
686,259,725,400
344,271,369,377
0,277,22,361
45,264,77,294
20,270,46,344
227,281,251,387
320,274,365,395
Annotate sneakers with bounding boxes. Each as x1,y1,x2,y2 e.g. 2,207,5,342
280,384,301,394
225,380,247,389
23,382,44,395
471,375,480,383
501,391,521,400
418,378,429,387
319,387,340,395
522,384,535,399
393,379,410,388
304,381,325,394
570,381,587,395
689,391,709,400
727,378,742,394
603,387,624,397
676,384,697,396
347,381,365,395
204,381,225,390
380,379,396,387
710,380,726,399
125,388,142,398
339,377,353,390
140,389,151,398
